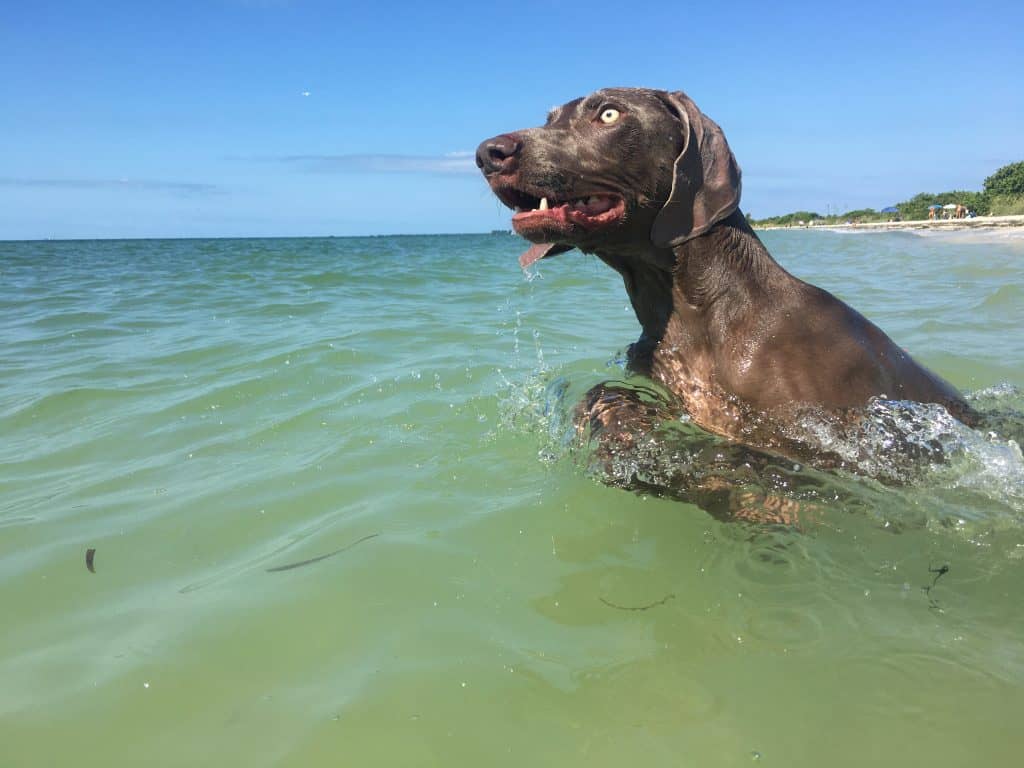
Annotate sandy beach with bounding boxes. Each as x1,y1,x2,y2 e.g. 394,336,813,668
757,213,1024,235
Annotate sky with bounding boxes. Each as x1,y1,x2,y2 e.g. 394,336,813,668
1,0,1022,240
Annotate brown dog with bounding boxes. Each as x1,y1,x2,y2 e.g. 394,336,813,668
476,88,975,482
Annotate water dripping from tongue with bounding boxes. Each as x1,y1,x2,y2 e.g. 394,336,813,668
519,242,571,269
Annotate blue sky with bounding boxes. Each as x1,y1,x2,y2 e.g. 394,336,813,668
2,0,1022,239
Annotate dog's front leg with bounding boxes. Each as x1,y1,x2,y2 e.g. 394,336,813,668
576,382,820,526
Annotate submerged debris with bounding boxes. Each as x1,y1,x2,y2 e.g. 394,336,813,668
922,562,951,610
266,533,379,573
85,547,96,573
599,593,675,612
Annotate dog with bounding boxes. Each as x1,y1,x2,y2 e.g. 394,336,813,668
476,88,976,509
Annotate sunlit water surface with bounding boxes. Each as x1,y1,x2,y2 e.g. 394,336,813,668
1,231,1023,767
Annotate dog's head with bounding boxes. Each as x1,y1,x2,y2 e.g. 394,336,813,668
476,88,742,267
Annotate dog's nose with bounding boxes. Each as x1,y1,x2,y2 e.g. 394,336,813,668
475,134,521,175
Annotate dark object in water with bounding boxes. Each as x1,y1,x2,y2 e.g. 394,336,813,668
923,562,951,609
924,563,950,593
599,593,675,612
266,533,379,573
85,548,96,573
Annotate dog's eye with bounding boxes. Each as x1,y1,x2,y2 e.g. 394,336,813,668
598,108,621,125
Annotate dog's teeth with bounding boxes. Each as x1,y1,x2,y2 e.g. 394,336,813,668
514,206,523,213
539,197,549,211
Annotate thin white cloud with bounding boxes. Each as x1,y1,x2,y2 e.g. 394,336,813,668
279,153,477,175
0,177,220,195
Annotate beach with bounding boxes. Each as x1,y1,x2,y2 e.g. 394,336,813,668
2,232,1023,766
757,213,1024,234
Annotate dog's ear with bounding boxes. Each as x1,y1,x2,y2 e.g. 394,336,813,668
650,91,742,248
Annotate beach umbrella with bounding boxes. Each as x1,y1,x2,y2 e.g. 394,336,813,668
943,203,957,210
928,204,943,209
880,206,898,213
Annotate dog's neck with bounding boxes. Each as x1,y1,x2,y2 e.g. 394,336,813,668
592,239,674,362
594,210,783,368
672,210,781,308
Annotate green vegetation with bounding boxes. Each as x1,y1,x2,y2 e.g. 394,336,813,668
989,195,1024,216
750,160,1024,226
836,208,879,221
983,161,1024,215
984,161,1024,197
749,210,824,227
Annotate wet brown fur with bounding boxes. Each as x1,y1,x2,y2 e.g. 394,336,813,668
477,88,977,496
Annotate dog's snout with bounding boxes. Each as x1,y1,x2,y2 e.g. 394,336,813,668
475,134,522,175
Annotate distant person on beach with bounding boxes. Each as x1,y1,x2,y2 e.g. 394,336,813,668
928,207,936,220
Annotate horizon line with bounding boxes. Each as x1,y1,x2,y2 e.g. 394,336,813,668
0,230,515,244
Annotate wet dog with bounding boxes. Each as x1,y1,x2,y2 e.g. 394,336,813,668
476,88,976,516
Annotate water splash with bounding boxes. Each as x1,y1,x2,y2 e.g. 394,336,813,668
498,363,1024,529
494,312,579,463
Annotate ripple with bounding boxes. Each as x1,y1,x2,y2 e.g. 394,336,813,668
732,534,820,587
978,283,1024,310
744,606,826,651
845,650,1003,717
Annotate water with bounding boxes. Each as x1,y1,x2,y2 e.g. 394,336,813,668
1,230,1023,766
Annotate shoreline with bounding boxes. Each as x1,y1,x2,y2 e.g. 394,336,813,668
755,214,1024,233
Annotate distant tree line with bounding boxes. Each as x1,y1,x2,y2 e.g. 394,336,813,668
749,160,1024,226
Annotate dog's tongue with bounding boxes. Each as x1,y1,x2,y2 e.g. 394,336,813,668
519,242,572,269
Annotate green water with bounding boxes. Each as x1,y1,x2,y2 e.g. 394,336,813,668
1,231,1023,766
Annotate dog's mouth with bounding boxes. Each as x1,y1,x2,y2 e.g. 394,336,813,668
494,186,626,238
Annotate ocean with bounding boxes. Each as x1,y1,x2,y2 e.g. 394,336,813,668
2,230,1023,766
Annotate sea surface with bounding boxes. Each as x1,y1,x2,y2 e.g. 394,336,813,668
2,230,1023,767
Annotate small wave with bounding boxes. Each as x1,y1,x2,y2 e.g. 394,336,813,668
977,284,1024,311
910,227,1024,244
